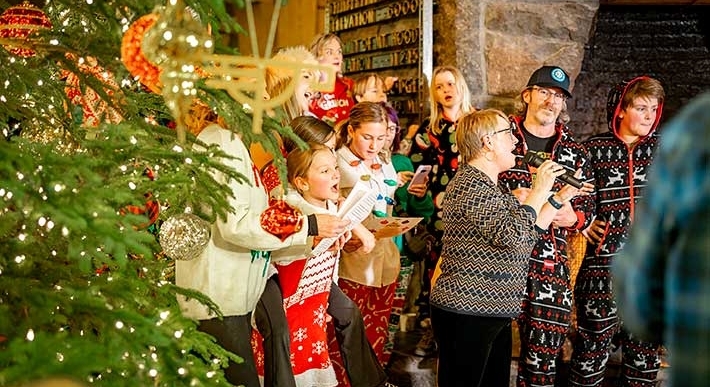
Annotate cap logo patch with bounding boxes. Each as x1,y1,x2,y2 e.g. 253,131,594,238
551,68,566,82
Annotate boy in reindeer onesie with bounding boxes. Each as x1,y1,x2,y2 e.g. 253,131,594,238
569,76,665,387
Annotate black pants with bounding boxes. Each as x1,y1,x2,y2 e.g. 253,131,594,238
200,280,385,387
431,306,512,387
328,282,387,387
198,277,295,387
198,314,260,386
254,276,296,387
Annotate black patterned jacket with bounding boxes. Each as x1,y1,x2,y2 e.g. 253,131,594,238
583,132,657,261
583,76,663,261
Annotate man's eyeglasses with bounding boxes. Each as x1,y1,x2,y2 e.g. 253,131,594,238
532,86,567,102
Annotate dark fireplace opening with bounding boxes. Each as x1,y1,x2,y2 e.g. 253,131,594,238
569,5,710,140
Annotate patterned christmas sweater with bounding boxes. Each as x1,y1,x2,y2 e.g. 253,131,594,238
583,131,658,260
498,116,596,269
409,116,459,239
430,165,540,317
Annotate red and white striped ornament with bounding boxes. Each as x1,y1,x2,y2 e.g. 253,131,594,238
0,1,52,58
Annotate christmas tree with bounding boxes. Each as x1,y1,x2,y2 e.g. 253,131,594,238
0,0,293,385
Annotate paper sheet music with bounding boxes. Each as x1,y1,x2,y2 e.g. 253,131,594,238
310,182,377,256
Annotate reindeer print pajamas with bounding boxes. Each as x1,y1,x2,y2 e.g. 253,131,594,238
570,130,661,387
498,116,596,387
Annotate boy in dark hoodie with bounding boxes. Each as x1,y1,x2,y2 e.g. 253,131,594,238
569,76,665,387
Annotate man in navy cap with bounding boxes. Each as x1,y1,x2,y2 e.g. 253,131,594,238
498,65,596,387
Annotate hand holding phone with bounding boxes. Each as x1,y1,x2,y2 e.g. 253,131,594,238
410,165,432,186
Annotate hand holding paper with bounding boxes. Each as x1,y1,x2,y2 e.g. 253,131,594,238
311,182,377,256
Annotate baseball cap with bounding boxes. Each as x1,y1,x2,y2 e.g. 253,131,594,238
526,66,572,97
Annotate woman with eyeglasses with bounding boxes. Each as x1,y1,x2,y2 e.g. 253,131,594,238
429,109,592,387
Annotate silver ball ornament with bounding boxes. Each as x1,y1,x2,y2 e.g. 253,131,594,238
159,213,210,261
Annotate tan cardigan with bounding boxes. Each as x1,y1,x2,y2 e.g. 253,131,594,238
336,147,400,287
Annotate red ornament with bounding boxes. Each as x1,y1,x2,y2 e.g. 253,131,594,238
62,55,123,127
260,200,303,241
120,192,160,230
0,1,52,58
260,162,281,194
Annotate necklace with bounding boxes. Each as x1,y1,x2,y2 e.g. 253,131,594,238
338,148,397,217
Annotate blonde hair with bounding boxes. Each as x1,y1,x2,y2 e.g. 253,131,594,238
428,66,474,134
334,101,388,149
287,143,331,191
266,46,319,122
308,33,343,60
184,100,225,136
353,73,384,101
456,109,508,164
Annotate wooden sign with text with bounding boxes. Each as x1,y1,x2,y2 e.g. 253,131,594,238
326,0,427,127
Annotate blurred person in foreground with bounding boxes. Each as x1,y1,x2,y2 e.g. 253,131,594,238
614,92,710,387
430,109,592,387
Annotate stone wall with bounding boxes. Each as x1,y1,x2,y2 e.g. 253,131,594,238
569,5,710,140
433,0,600,113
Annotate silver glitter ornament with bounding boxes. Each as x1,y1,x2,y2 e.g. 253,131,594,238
159,213,210,261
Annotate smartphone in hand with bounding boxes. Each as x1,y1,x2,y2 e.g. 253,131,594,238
410,165,432,186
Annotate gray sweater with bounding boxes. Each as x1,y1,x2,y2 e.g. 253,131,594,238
430,164,539,318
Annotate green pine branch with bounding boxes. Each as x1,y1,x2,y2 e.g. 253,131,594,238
0,0,288,385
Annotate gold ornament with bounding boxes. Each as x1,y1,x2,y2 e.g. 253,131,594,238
142,1,213,144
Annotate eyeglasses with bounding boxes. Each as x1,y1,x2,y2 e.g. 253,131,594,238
532,86,567,102
489,120,516,137
386,125,399,134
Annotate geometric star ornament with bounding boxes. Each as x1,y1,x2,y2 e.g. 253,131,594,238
0,0,52,58
147,0,335,136
201,0,336,134
202,54,335,134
